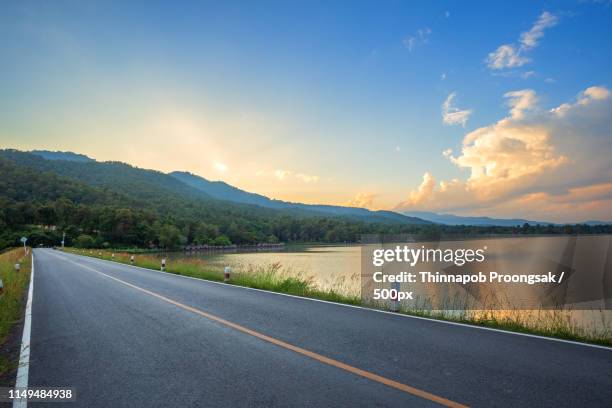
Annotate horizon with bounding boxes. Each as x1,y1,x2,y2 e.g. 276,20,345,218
1,1,612,222
9,146,610,225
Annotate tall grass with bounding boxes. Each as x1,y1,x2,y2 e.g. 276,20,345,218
63,248,611,346
398,306,611,346
0,248,31,377
63,248,361,305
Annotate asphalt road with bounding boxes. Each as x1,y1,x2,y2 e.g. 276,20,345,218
27,248,611,407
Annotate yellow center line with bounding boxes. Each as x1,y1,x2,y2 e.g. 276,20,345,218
50,252,470,408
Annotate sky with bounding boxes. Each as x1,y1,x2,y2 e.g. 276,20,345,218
1,0,611,222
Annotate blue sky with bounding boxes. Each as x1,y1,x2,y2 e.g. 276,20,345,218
1,1,611,221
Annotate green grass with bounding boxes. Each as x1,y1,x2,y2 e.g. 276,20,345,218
398,307,611,347
63,248,361,305
0,248,31,377
63,248,610,347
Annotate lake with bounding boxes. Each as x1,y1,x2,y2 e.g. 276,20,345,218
159,236,612,336
169,244,363,295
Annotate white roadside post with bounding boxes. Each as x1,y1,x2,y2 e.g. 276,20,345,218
61,232,65,249
0,279,3,296
20,236,27,255
224,266,231,282
130,255,135,265
111,253,115,260
14,263,21,272
161,258,166,271
390,281,401,312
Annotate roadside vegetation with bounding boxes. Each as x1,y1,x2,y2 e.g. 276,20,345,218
0,248,31,378
402,306,611,347
63,248,361,305
64,248,610,346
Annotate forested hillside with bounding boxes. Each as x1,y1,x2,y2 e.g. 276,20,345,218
0,150,435,249
1,149,610,250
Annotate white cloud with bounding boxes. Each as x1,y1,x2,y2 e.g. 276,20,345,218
579,86,611,103
487,45,529,69
487,11,558,70
275,169,319,183
519,11,558,49
442,92,473,127
346,193,377,208
441,73,447,81
405,173,436,205
551,86,610,117
295,173,319,183
275,169,292,180
397,86,612,222
403,27,431,52
504,89,538,119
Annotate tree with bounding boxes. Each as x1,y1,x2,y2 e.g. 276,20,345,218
159,224,185,250
75,234,95,248
193,222,219,244
212,235,231,246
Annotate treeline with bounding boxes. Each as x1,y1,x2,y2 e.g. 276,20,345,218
1,155,611,250
0,157,425,249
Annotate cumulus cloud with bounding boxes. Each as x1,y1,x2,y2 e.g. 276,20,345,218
487,11,558,70
405,173,436,205
551,86,611,117
403,28,431,52
346,193,377,208
396,86,612,222
442,92,473,126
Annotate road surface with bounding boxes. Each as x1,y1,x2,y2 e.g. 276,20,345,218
24,249,612,407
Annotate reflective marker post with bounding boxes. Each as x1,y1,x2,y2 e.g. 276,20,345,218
224,266,231,282
130,255,135,265
390,281,401,312
161,258,166,271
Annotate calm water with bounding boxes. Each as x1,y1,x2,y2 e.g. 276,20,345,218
163,236,611,335
177,245,362,295
167,235,612,303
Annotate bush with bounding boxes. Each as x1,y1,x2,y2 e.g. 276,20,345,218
212,235,231,246
75,234,95,248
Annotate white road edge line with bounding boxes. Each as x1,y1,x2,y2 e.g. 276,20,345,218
13,252,34,408
62,250,612,351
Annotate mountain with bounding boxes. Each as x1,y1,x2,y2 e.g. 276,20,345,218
0,148,437,249
583,220,612,226
170,171,282,208
2,149,609,249
31,150,94,162
2,150,428,225
402,211,553,227
170,171,429,225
